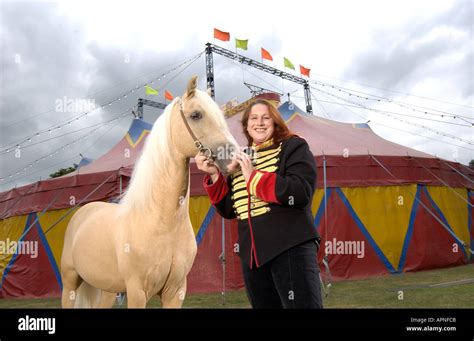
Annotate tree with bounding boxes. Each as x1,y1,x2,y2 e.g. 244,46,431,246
49,164,78,178
469,160,474,169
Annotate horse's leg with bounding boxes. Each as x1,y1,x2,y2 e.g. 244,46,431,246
126,281,148,308
161,279,186,308
96,291,117,308
61,269,83,308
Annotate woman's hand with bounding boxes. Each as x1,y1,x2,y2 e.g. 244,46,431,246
195,152,219,183
226,158,240,174
234,151,254,183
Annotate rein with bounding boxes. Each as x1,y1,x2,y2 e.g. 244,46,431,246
179,100,216,161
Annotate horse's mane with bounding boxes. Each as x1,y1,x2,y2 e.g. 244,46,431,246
119,98,175,213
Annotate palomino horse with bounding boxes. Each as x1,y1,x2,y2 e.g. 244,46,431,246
61,76,239,308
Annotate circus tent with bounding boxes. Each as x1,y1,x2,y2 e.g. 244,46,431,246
0,93,472,298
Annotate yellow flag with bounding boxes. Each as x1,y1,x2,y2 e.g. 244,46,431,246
284,57,295,70
235,38,248,50
145,85,158,95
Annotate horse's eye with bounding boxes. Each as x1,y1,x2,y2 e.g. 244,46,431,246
190,111,202,120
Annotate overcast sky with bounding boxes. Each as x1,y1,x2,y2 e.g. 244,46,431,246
0,0,472,191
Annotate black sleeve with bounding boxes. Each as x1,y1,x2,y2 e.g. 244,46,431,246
275,137,316,208
204,174,236,219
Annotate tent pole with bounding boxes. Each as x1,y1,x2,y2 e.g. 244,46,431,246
323,154,327,242
220,217,226,305
322,154,332,297
118,174,125,305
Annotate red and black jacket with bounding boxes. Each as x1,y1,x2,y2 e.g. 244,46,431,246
203,136,319,268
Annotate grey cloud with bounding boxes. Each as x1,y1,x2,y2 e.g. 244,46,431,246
345,1,472,97
0,2,202,189
3,1,469,192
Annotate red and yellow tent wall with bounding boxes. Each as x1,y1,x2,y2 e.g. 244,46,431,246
0,182,471,298
313,185,471,280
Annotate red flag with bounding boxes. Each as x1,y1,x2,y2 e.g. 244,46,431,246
214,28,230,42
300,65,311,77
261,47,273,61
165,90,174,101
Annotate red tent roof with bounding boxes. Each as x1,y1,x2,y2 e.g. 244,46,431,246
69,118,152,175
227,101,433,158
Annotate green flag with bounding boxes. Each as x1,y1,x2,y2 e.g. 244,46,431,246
283,57,295,70
145,85,158,95
235,38,248,51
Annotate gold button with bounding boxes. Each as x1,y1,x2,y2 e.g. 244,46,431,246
250,203,255,208
266,207,271,212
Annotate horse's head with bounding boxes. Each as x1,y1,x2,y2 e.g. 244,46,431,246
171,76,240,175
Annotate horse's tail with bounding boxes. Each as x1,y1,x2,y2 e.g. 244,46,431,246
74,282,101,308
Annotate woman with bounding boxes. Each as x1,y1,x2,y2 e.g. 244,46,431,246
195,99,322,309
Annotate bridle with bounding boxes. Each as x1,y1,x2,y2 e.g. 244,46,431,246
179,100,217,162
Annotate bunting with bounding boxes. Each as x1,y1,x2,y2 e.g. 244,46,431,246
145,85,158,95
235,38,248,50
214,28,230,42
261,47,273,61
283,57,295,70
165,90,174,101
300,65,311,77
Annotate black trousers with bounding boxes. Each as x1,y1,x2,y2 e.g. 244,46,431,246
241,240,323,309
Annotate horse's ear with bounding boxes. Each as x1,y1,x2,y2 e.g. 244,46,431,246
206,88,212,96
185,76,198,99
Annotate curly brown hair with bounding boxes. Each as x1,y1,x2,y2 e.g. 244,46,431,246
241,99,297,146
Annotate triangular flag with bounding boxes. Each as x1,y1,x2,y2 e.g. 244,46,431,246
300,65,311,77
261,47,273,61
145,85,158,95
165,90,174,101
235,38,248,51
283,57,295,70
214,28,230,42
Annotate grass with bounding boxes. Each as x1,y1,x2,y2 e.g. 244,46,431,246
0,264,473,308
322,263,474,308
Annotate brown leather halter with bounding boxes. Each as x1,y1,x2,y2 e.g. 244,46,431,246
179,100,216,161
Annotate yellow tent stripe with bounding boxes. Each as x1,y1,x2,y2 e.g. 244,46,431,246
39,207,79,267
426,186,471,256
189,196,212,236
125,130,150,148
0,215,28,279
341,185,416,270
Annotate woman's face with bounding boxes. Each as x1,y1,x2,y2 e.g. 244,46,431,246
247,104,275,144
